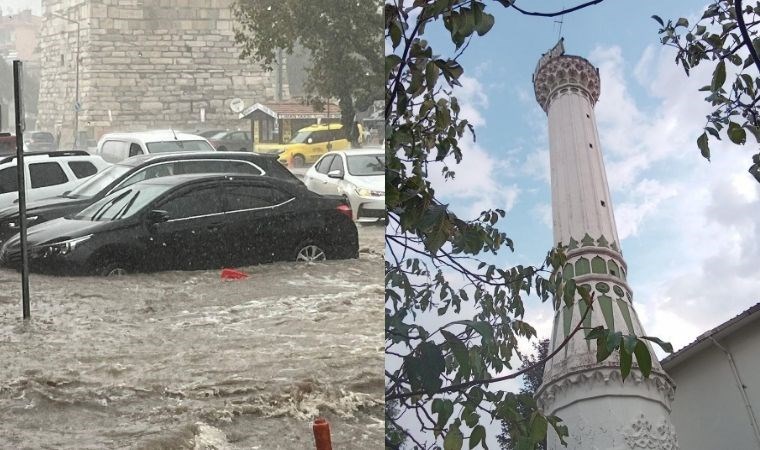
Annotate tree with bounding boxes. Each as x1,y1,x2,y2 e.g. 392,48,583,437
385,1,672,449
655,1,760,181
232,0,384,144
497,339,550,450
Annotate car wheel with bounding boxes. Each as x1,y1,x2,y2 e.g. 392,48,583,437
292,155,305,168
295,242,327,262
97,260,130,277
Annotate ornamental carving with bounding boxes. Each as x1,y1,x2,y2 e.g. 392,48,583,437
624,414,679,449
536,366,676,410
534,54,601,112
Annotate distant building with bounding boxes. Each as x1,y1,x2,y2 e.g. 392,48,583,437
0,8,41,63
662,303,760,450
37,0,289,147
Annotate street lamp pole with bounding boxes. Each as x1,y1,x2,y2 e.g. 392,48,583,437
50,12,80,148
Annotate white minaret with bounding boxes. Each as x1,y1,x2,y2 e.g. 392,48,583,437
533,40,679,449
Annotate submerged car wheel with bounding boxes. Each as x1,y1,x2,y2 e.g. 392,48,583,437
98,260,130,277
295,243,327,262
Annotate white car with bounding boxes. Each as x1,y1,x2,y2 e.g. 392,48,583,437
0,151,110,210
95,130,216,163
303,148,384,221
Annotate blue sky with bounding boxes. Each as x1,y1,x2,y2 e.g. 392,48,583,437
418,0,760,358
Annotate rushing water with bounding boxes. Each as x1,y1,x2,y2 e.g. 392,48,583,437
0,224,384,449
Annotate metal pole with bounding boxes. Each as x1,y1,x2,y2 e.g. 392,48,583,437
74,20,80,149
13,60,30,320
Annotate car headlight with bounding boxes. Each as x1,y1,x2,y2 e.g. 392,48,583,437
354,187,384,197
38,234,92,257
8,216,39,229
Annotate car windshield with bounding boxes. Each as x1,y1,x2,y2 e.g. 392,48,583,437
73,184,171,221
32,132,54,142
209,132,229,139
346,154,385,176
145,140,215,153
66,164,132,199
288,130,311,144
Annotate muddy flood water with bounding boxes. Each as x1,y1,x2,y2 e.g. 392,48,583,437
0,224,384,449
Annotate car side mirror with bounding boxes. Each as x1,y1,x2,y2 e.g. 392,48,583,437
307,137,314,144
327,169,343,179
147,209,170,223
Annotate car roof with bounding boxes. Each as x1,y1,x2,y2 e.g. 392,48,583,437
134,173,285,187
117,151,278,167
0,150,98,165
298,123,344,132
326,148,384,157
98,130,208,143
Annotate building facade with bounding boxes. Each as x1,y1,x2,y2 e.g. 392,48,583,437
533,40,678,449
37,0,288,147
0,8,41,62
662,303,760,450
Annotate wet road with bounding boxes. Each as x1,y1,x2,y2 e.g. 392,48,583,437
0,223,384,449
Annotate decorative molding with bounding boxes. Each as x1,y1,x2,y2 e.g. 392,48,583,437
537,365,676,409
534,54,600,112
624,414,679,449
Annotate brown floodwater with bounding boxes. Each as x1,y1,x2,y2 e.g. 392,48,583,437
0,224,384,449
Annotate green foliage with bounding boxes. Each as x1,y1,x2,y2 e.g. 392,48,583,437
656,1,760,173
386,1,673,449
232,0,383,143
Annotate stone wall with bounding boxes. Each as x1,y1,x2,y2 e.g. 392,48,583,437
38,0,288,147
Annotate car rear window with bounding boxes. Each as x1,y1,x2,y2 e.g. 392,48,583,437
146,140,215,153
68,161,99,179
0,167,18,193
30,162,69,188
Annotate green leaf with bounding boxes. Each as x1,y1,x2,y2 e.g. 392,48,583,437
697,132,710,161
432,398,455,435
640,336,674,353
451,320,494,345
389,21,402,49
425,60,440,92
442,330,470,376
675,17,689,28
620,344,633,381
711,60,726,91
469,424,488,450
475,13,495,36
563,278,576,307
444,426,464,450
634,340,653,377
586,326,606,340
728,122,747,145
651,15,664,26
529,413,548,443
596,336,612,362
606,331,622,355
405,341,445,395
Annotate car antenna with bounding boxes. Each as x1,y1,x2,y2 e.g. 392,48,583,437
170,128,178,140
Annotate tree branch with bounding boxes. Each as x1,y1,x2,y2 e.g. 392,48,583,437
504,0,607,18
387,294,595,401
735,0,760,74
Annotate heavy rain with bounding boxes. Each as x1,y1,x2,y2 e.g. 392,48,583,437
0,0,384,448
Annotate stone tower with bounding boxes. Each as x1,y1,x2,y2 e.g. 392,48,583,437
37,0,288,147
532,40,678,449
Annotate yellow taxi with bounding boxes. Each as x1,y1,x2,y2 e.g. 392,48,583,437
275,123,362,167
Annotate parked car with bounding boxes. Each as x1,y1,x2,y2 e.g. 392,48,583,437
0,174,358,276
195,129,229,139
0,151,301,244
303,149,384,221
0,133,16,156
255,123,363,168
0,151,110,211
95,130,215,163
23,131,58,152
207,130,253,152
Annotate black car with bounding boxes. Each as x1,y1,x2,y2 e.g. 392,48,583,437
0,151,301,244
0,174,358,275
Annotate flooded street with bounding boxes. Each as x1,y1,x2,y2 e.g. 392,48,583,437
0,223,384,449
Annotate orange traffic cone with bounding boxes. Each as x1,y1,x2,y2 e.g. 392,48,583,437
313,417,332,450
220,268,248,280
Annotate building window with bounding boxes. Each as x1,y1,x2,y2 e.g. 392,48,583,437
60,54,64,66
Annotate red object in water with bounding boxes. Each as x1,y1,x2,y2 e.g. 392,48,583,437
336,204,352,219
220,268,248,280
313,417,333,450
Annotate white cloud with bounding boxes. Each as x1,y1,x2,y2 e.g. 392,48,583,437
452,75,489,127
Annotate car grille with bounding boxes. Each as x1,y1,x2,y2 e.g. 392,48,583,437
358,205,385,219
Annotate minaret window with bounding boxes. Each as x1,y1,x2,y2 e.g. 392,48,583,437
575,257,590,276
591,256,607,274
600,200,606,207
608,260,620,277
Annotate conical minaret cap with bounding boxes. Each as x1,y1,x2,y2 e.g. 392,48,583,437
533,39,601,112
